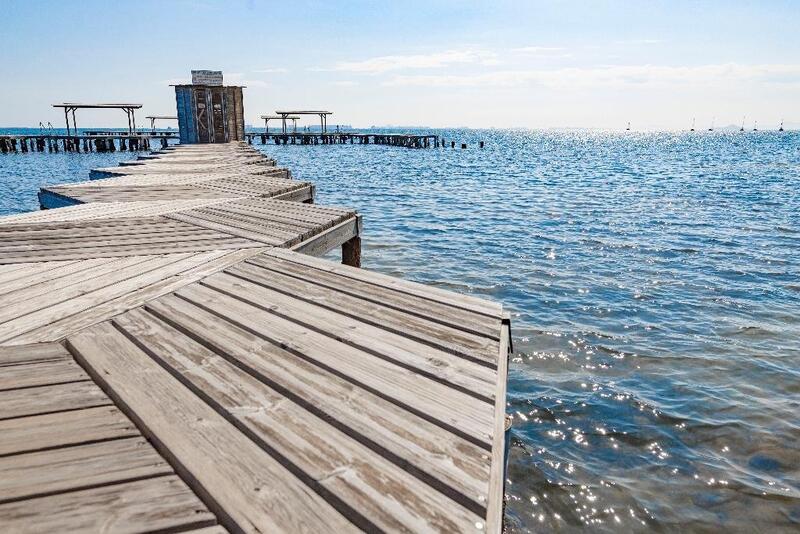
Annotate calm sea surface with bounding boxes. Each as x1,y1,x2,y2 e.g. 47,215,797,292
2,128,799,531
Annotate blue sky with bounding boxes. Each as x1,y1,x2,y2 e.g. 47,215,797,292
2,0,798,129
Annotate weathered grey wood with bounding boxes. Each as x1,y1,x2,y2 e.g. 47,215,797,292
0,381,110,420
0,239,257,264
8,248,267,346
67,321,358,533
0,258,109,297
199,273,498,402
0,255,157,314
219,260,499,366
184,527,229,534
0,406,139,456
166,212,287,246
0,254,186,326
0,251,230,343
486,314,512,534
113,307,483,532
0,359,87,391
249,252,501,342
178,281,495,443
0,343,70,367
0,261,73,285
0,437,172,503
142,294,492,507
266,248,503,317
0,475,216,533
292,216,360,257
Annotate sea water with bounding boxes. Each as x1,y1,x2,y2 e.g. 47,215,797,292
2,128,798,531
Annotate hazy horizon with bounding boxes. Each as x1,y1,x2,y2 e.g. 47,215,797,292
2,0,798,130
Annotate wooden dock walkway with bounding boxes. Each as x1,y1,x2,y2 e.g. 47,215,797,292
245,132,440,148
0,134,176,154
0,142,510,532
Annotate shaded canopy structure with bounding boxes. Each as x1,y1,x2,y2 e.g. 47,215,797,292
53,103,142,135
260,114,300,134
275,110,333,133
145,115,178,130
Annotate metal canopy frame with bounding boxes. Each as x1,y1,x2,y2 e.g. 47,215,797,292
274,110,333,133
260,115,300,134
53,103,143,136
145,116,178,131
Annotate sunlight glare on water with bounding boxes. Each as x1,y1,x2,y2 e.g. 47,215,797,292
255,129,800,532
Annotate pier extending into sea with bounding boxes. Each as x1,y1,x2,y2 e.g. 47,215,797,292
0,132,441,154
0,133,174,154
244,131,441,148
0,142,510,532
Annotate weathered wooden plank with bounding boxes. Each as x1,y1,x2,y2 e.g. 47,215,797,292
0,261,73,284
0,475,216,533
0,258,109,297
237,258,499,364
0,381,110,420
67,322,359,533
292,217,360,257
192,205,320,236
0,220,198,240
0,406,139,456
113,308,484,532
200,272,497,401
0,359,88,391
177,280,495,441
486,315,511,534
166,212,286,246
185,527,229,534
0,239,257,264
265,248,503,317
0,343,70,367
0,216,183,234
0,229,233,252
0,255,156,313
203,200,346,226
8,248,267,346
0,255,176,325
0,437,172,503
143,294,492,506
0,252,227,343
251,252,501,341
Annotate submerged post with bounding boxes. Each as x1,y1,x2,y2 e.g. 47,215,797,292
342,236,361,268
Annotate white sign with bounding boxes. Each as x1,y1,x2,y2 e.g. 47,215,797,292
191,70,223,86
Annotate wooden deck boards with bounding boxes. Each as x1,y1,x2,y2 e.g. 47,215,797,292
64,248,508,532
41,144,306,206
0,343,221,532
0,142,510,532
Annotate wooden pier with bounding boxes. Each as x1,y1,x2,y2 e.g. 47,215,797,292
0,142,510,532
0,134,175,154
244,131,440,148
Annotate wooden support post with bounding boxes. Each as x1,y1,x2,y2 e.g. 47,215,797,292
342,236,361,268
480,141,484,148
